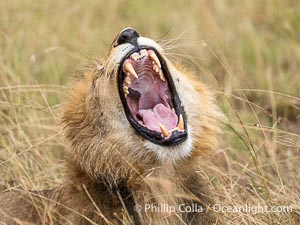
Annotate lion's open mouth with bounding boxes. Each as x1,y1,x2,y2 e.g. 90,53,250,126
118,47,187,146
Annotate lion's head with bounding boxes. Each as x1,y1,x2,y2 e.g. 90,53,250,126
63,28,224,182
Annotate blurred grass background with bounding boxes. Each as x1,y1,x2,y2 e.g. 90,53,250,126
0,0,299,224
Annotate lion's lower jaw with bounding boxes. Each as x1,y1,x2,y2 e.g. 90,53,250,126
143,124,194,162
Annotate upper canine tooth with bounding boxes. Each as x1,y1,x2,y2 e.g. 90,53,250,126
159,123,170,137
124,62,138,79
178,114,184,130
149,50,161,68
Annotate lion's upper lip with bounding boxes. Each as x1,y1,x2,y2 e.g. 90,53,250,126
118,46,188,146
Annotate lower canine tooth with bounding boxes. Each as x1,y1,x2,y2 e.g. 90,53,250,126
159,123,170,137
124,62,138,79
149,50,161,68
178,114,184,130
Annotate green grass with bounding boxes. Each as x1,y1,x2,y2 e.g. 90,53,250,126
0,0,299,224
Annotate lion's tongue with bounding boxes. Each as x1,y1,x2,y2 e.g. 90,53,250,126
138,103,178,132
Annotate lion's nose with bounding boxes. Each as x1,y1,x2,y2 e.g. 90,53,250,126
116,27,140,46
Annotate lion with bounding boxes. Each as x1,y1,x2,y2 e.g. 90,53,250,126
0,28,224,225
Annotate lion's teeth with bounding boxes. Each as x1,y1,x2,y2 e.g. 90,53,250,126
159,75,165,81
159,70,165,81
125,76,131,85
130,53,139,61
123,86,129,96
159,123,170,137
153,64,159,73
177,114,184,130
153,64,165,81
140,49,148,57
149,50,161,68
124,62,138,79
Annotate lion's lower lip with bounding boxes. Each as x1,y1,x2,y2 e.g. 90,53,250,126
118,46,188,146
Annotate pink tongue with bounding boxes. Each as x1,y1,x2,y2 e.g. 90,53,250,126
138,103,178,132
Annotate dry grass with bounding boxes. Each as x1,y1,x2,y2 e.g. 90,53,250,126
0,0,299,224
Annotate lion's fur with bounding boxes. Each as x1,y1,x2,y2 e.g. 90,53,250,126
0,33,225,225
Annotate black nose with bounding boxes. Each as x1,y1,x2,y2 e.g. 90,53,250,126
116,28,140,46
